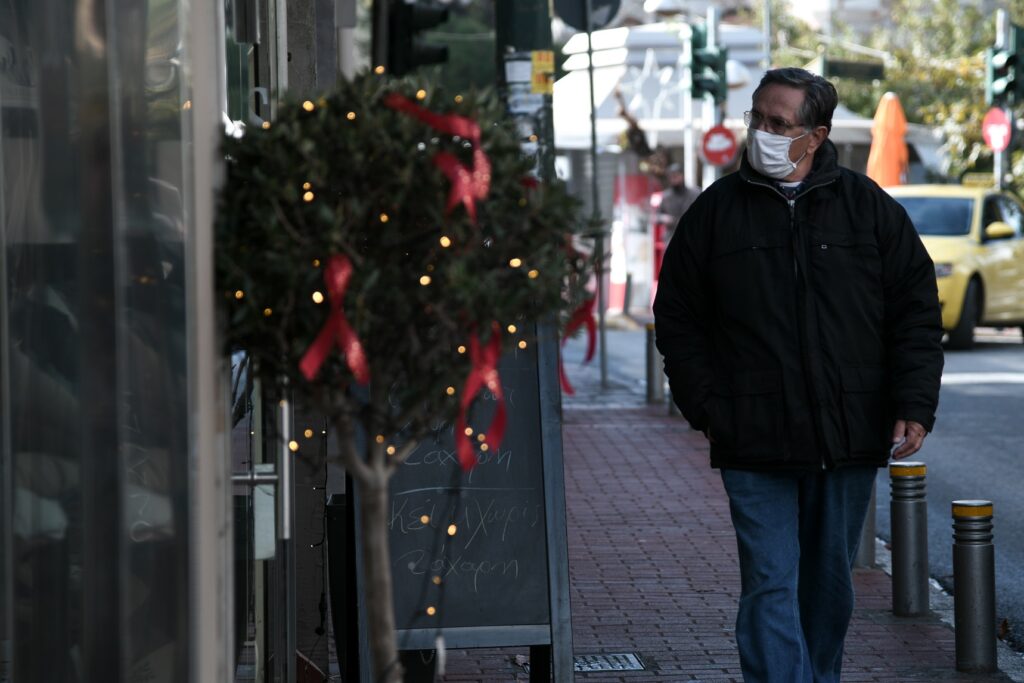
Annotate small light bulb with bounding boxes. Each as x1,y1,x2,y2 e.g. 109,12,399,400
379,213,389,223
374,65,385,75
432,576,442,585
507,324,517,334
312,259,321,268
528,269,539,279
426,606,437,616
464,427,473,436
263,307,272,317
375,434,385,444
416,89,427,100
457,345,466,354
420,275,432,286
447,524,457,536
454,95,464,103
509,258,522,268
477,434,486,443
529,134,538,142
302,182,311,190
439,236,452,247
302,100,315,112
446,386,456,396
420,515,431,524
519,340,528,349
303,191,314,202
234,290,244,300
261,121,271,130
182,100,192,111
304,428,314,439
347,111,357,121
288,440,299,452
312,291,325,304
481,443,490,452
386,445,396,455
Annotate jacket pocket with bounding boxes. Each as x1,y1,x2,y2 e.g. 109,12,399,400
715,369,785,456
839,365,890,455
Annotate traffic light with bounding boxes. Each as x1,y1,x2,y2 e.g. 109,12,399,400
986,24,1024,106
387,0,449,77
689,24,728,105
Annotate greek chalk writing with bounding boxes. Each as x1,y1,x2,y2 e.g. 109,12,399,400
397,548,521,593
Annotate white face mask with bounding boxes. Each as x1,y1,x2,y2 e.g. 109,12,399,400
747,127,809,179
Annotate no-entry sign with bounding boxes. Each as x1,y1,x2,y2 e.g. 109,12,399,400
983,107,1011,153
702,125,738,167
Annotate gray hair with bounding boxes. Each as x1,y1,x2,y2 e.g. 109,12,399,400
752,68,839,133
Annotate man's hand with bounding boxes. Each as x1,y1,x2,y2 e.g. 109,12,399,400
891,419,927,459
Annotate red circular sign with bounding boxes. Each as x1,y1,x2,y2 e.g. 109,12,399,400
702,125,738,167
983,107,1012,152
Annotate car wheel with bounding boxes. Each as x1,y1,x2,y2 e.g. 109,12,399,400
946,280,980,350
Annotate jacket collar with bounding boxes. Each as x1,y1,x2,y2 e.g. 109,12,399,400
739,138,842,191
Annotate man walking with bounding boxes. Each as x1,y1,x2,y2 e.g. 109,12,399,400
653,68,943,682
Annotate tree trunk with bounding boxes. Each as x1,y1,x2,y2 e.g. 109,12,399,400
359,471,404,683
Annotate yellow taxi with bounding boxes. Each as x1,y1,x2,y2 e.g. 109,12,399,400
886,184,1024,349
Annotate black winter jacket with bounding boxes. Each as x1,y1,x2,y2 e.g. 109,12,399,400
653,141,944,471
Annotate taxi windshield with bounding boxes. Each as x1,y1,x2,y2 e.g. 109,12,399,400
893,196,974,236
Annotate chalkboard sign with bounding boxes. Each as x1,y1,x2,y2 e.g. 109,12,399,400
350,321,573,679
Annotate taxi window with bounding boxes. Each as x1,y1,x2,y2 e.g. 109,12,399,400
894,196,974,236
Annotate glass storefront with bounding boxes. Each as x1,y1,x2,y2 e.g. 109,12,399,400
0,1,201,679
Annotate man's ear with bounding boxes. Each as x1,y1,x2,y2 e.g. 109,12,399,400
806,126,829,153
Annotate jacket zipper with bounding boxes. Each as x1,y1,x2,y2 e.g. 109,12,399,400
745,176,837,470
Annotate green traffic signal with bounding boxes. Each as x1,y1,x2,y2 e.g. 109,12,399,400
688,23,728,104
388,0,450,77
985,24,1024,106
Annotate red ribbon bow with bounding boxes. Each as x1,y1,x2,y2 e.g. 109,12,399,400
299,255,370,385
455,325,507,471
383,93,491,223
559,297,597,395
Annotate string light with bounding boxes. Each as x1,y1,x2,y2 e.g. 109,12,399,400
347,111,357,121
303,191,314,202
302,182,312,190
426,606,437,616
454,95,464,103
234,290,244,300
480,443,489,452
528,269,540,279
477,434,486,443
182,100,192,111
261,121,271,130
312,259,321,267
420,275,432,286
263,307,273,317
457,345,466,354
420,515,431,524
447,524,457,536
507,324,517,334
302,100,315,112
375,434,385,444
509,258,522,268
439,236,452,247
304,428,314,439
379,213,389,223
446,386,456,396
518,340,528,349
312,291,325,304
386,445,396,455
464,427,473,436
529,134,538,142
288,440,299,452
432,576,442,585
374,65,385,75
416,89,427,100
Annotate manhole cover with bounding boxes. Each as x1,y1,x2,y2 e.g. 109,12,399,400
573,652,645,672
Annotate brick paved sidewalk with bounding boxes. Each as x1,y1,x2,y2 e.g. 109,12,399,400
440,351,1018,681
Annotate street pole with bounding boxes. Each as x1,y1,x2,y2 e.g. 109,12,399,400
682,26,696,194
583,0,609,388
494,4,574,679
995,9,1008,190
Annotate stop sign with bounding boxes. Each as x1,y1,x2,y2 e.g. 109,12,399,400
983,107,1011,152
702,125,738,167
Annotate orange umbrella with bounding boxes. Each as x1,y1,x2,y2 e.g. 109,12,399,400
866,92,909,187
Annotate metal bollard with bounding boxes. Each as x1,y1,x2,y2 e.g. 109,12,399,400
645,323,665,405
952,500,997,673
854,480,877,568
890,462,929,616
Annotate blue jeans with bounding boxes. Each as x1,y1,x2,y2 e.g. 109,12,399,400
720,466,877,683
